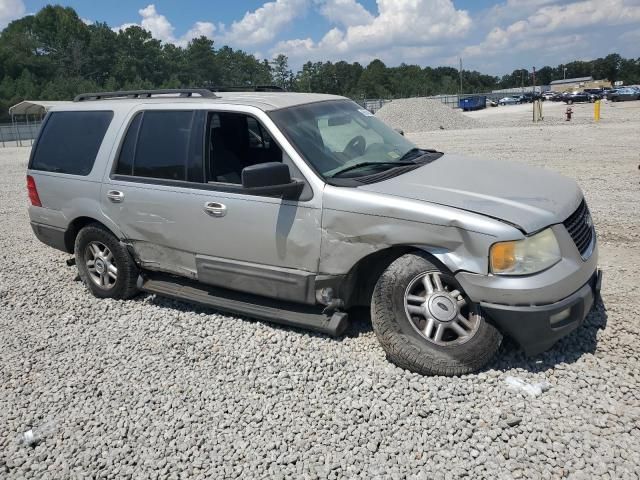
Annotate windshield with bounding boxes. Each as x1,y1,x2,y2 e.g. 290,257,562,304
269,100,418,179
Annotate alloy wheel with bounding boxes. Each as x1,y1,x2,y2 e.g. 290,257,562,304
404,271,481,346
84,241,118,289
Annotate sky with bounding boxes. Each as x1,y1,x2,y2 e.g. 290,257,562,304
1,0,639,75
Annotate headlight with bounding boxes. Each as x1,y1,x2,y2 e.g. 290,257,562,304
490,228,561,275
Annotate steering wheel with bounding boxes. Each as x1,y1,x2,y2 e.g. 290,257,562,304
343,135,366,158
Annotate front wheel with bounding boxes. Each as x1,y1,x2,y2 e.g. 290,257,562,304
371,253,502,376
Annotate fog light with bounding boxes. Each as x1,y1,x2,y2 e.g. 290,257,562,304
550,308,571,326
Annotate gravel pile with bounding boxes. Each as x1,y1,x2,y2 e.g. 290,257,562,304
2,110,640,480
375,97,483,132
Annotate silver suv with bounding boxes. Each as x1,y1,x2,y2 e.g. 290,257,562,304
27,88,601,376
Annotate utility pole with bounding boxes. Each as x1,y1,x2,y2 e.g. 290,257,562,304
532,66,536,93
459,58,463,95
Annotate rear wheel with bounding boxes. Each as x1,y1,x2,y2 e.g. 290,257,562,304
75,224,139,299
371,253,502,376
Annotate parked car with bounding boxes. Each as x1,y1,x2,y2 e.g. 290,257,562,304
541,91,556,101
520,92,542,103
499,96,521,105
563,91,595,104
583,88,605,99
27,88,601,376
608,87,640,102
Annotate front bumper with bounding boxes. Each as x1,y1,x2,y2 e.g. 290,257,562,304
481,269,602,355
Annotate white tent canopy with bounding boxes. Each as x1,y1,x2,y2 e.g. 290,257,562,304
9,100,72,117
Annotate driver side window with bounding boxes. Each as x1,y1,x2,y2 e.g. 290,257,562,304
207,112,283,184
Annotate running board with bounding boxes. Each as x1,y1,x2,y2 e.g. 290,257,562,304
138,273,349,337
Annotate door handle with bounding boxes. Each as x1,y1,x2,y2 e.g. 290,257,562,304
107,190,124,203
203,202,227,217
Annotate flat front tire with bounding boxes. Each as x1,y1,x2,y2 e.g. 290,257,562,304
371,253,502,376
75,224,139,299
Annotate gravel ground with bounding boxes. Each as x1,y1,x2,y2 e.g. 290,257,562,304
375,97,482,132
1,101,640,479
463,99,639,128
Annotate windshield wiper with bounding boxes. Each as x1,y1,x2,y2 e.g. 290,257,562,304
330,161,416,178
397,147,439,162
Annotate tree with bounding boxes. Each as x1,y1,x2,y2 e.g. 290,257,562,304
357,59,392,98
270,54,293,89
113,26,164,86
597,53,622,83
185,37,219,86
85,23,118,84
0,3,637,121
217,47,271,86
31,5,91,77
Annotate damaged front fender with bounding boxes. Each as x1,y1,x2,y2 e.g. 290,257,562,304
320,185,522,276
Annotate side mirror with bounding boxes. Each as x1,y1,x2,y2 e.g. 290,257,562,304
241,162,303,200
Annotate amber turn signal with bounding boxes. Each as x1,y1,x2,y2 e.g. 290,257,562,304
490,241,517,273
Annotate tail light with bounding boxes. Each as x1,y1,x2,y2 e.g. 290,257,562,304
27,175,42,207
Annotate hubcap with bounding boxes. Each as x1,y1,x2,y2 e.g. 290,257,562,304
404,271,480,346
85,241,117,289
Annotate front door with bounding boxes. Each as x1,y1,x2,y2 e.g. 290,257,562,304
101,106,322,303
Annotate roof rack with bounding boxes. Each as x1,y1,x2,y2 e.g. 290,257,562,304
206,85,286,93
73,88,219,102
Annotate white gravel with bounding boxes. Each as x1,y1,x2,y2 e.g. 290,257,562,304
1,101,640,479
375,97,482,132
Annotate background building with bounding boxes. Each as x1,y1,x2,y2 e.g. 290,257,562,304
549,76,611,92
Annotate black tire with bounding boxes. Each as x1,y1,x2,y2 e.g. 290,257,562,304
75,224,139,299
371,253,502,376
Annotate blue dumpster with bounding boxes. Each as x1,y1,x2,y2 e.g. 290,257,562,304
458,96,487,111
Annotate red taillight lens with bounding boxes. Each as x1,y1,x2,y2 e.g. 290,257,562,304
27,175,42,207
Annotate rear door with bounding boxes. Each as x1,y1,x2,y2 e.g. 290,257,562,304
101,108,208,279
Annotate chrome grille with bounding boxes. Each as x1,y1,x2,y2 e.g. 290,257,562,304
563,200,594,257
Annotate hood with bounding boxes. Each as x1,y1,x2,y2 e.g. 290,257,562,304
359,154,582,233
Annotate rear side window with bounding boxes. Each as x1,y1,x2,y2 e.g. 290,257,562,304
30,111,113,175
115,110,204,182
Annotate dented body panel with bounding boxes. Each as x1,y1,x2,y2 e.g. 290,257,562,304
358,154,583,234
101,179,322,280
320,184,519,276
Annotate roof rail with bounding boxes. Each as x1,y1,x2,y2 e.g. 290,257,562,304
206,85,286,93
73,88,219,102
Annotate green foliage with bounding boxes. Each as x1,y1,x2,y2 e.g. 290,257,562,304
270,54,293,89
498,54,640,88
1,4,639,121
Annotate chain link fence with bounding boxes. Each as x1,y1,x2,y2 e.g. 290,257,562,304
358,90,547,112
0,121,42,147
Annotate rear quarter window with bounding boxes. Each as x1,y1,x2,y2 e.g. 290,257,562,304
30,111,113,175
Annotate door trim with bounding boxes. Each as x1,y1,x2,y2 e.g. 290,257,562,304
196,255,317,304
